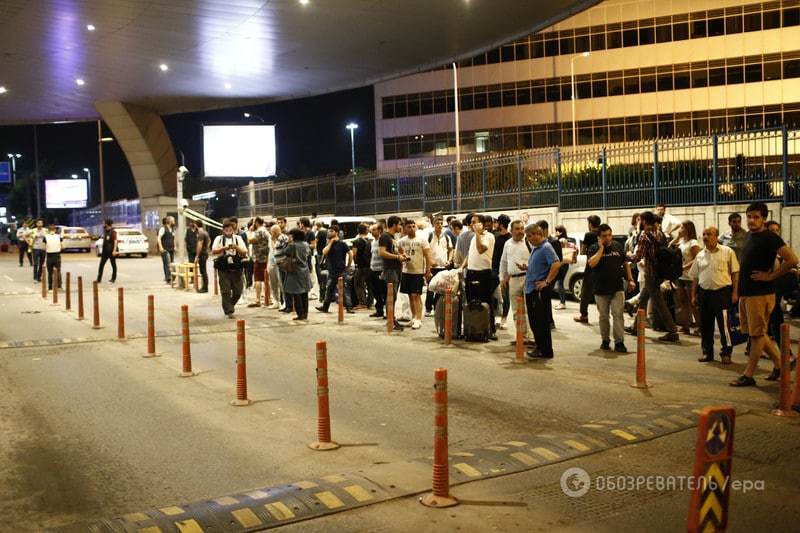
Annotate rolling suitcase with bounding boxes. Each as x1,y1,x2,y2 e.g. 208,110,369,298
463,300,491,342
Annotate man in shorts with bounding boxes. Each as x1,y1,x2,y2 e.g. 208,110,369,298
730,202,798,387
247,217,271,307
398,219,433,330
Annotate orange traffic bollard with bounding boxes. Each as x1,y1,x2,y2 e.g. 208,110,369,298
386,282,394,334
41,272,47,298
76,276,85,320
420,368,459,508
793,339,800,411
92,281,101,329
52,268,59,305
309,341,340,451
631,309,648,389
231,320,252,406
65,272,71,311
143,295,161,358
213,268,219,296
513,295,527,364
117,287,125,340
337,276,344,325
443,288,453,345
687,406,735,533
771,324,798,417
179,304,195,375
264,272,272,306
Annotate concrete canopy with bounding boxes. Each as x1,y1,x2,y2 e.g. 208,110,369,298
0,0,597,124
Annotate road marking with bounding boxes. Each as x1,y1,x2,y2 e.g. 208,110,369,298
505,440,528,447
452,451,475,457
322,474,347,483
510,452,539,466
343,485,373,502
232,508,262,527
628,424,654,437
315,491,345,509
652,417,679,430
611,429,638,441
581,423,605,429
213,496,239,506
265,502,295,520
668,414,694,425
124,513,149,522
454,462,482,477
293,480,317,489
530,447,560,461
174,519,203,533
484,445,508,451
564,439,591,452
159,506,185,516
245,490,270,499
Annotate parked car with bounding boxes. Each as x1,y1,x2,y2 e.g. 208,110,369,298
95,228,149,257
57,226,92,252
562,235,630,301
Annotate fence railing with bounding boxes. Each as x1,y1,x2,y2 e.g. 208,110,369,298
239,126,800,218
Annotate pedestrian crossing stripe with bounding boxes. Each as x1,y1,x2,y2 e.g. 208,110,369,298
510,452,539,466
232,508,262,527
564,440,591,452
627,424,654,437
265,501,295,520
159,506,185,516
343,485,373,502
454,463,482,477
174,519,203,533
315,491,345,509
530,447,560,461
213,496,239,506
611,429,638,441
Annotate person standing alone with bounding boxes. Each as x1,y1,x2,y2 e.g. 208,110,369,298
30,219,47,282
44,223,63,289
96,219,118,283
158,216,175,284
194,220,211,293
211,220,248,318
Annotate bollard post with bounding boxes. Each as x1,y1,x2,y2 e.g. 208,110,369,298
443,288,453,345
793,340,800,411
631,309,648,388
76,276,85,320
92,281,101,329
337,276,344,325
179,304,195,375
386,282,394,334
117,287,125,340
51,268,59,305
687,406,735,533
213,268,219,296
65,272,71,311
771,324,798,417
231,320,252,406
420,368,459,508
41,271,47,298
143,295,161,358
513,295,527,364
264,272,272,306
309,341,340,450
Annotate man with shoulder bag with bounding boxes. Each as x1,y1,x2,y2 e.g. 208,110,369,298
211,220,248,318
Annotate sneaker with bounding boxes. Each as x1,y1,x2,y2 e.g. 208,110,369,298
247,303,261,308
554,303,566,310
369,312,384,318
393,322,405,331
425,310,434,317
411,320,422,330
600,340,611,351
721,355,732,365
729,375,756,387
657,332,679,343
614,342,628,353
526,349,553,360
573,315,588,323
698,353,714,363
765,367,781,381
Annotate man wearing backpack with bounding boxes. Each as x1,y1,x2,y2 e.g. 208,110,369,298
351,223,373,309
247,217,271,307
211,220,248,318
629,211,679,342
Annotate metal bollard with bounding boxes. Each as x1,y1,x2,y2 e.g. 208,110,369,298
92,281,101,329
513,295,527,364
117,287,125,340
231,320,252,406
631,309,648,389
309,341,340,450
420,368,459,508
337,276,344,325
52,268,59,305
179,304,194,375
443,288,453,345
143,295,161,358
76,276,85,320
65,272,71,311
213,268,219,296
771,323,798,417
386,282,394,334
41,272,47,298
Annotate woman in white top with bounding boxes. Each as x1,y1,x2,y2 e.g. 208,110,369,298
670,220,702,334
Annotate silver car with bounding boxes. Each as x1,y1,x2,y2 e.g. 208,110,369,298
58,226,92,252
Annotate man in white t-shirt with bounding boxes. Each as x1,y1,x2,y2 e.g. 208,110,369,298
211,220,248,318
398,219,433,330
655,203,681,238
44,223,63,289
462,214,497,340
425,216,453,316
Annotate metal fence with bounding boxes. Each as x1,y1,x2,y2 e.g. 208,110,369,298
239,126,800,218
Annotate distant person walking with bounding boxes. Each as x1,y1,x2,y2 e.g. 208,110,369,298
186,220,198,263
44,223,63,289
16,224,31,267
194,220,211,293
30,219,47,282
96,219,118,283
211,220,248,318
157,216,175,284
574,215,600,324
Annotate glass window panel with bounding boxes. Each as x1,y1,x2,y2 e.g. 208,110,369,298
763,61,781,81
591,33,605,51
473,53,486,66
545,39,559,56
658,121,674,138
725,14,742,35
592,79,607,98
383,142,396,161
639,26,655,45
395,142,408,160
446,95,455,113
502,89,516,107
691,68,708,88
726,64,744,84
516,87,531,105
708,17,724,36
486,48,500,64
610,125,625,143
546,82,560,102
625,123,641,141
532,40,545,58
691,20,707,38
674,70,690,89
474,91,487,109
640,74,656,92
532,84,546,103
764,112,782,127
607,77,624,96
745,63,762,83
420,96,433,115
560,36,574,54
784,7,800,27
501,45,515,62
746,113,763,130
744,12,761,32
561,83,572,101
709,116,726,132
675,120,691,136
607,31,622,49
577,81,592,99
515,42,529,60
434,94,447,113
623,29,638,47
728,115,744,131
407,98,420,116
578,127,592,145
624,76,639,94
657,73,673,91
709,67,726,86
693,117,709,135
382,102,395,119
784,58,800,79
763,10,780,29
641,122,657,139
575,35,590,53
533,129,548,148
673,22,689,41
394,99,407,118
656,24,671,43
593,125,608,144
460,93,474,111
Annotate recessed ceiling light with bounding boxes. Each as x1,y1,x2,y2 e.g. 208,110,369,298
159,63,169,72
87,24,96,31
224,82,232,89
75,78,85,86
299,0,310,5
0,86,6,94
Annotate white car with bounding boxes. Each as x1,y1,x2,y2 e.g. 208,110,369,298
58,226,92,252
95,228,149,258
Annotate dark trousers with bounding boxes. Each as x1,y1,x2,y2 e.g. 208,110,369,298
769,293,786,342
219,269,244,315
244,260,254,289
97,253,117,282
526,286,554,356
466,268,495,333
322,271,352,310
18,242,29,266
160,250,174,282
46,253,62,289
370,270,386,316
354,267,371,306
33,249,45,280
280,269,293,310
579,272,595,317
698,286,733,356
425,267,447,312
292,292,309,319
315,256,327,301
197,255,209,290
635,273,676,333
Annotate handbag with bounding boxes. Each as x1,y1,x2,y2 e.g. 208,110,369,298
277,245,301,273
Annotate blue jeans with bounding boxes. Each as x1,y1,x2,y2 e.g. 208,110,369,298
161,250,174,282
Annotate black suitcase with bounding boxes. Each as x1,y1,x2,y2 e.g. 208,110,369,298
435,293,461,339
463,300,491,342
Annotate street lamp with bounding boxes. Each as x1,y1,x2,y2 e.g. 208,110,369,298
6,153,21,184
243,112,265,123
570,51,590,150
96,120,115,220
346,122,358,173
82,167,92,205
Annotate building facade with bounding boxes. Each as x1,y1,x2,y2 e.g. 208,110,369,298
374,0,800,169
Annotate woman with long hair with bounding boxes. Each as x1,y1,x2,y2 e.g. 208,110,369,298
553,225,575,310
670,220,701,335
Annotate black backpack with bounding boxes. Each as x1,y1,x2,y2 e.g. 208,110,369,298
655,242,683,281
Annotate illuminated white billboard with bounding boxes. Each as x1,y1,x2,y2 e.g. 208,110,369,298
45,179,88,209
203,124,277,179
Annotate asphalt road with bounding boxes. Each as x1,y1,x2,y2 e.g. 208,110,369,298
0,253,797,531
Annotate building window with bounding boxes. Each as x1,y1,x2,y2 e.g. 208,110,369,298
640,73,657,93
501,45,515,62
745,63,762,83
656,24,671,43
639,25,655,45
672,22,689,41
515,42,529,60
607,30,622,49
707,17,725,37
784,58,800,79
434,142,448,156
691,19,707,38
691,68,708,88
607,76,623,96
726,64,744,85
725,14,742,35
764,61,781,81
708,67,726,86
785,7,800,27
592,78,607,98
476,132,489,153
623,28,638,47
591,32,605,51
674,70,690,90
763,10,780,29
744,12,761,32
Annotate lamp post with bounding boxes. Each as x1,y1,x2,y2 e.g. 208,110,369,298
97,121,114,221
7,153,27,215
570,51,590,150
83,167,92,206
243,112,265,123
243,113,265,216
346,122,358,173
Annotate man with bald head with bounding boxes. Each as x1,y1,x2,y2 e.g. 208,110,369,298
689,226,739,364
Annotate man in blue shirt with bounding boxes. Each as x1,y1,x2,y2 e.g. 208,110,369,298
523,224,562,359
316,225,355,313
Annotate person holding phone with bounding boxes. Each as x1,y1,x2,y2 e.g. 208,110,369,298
211,220,248,318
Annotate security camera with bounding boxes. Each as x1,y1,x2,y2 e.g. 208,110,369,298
177,166,189,181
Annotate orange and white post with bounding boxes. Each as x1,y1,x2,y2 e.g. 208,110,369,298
420,368,459,508
143,295,161,358
117,287,125,340
231,320,252,406
92,281,101,329
76,276,85,320
51,268,59,305
65,272,71,311
513,295,527,363
337,276,344,325
443,288,453,345
771,323,798,418
631,309,648,389
386,282,394,334
309,341,339,451
179,304,195,375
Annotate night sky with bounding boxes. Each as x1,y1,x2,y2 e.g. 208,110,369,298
0,85,375,219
